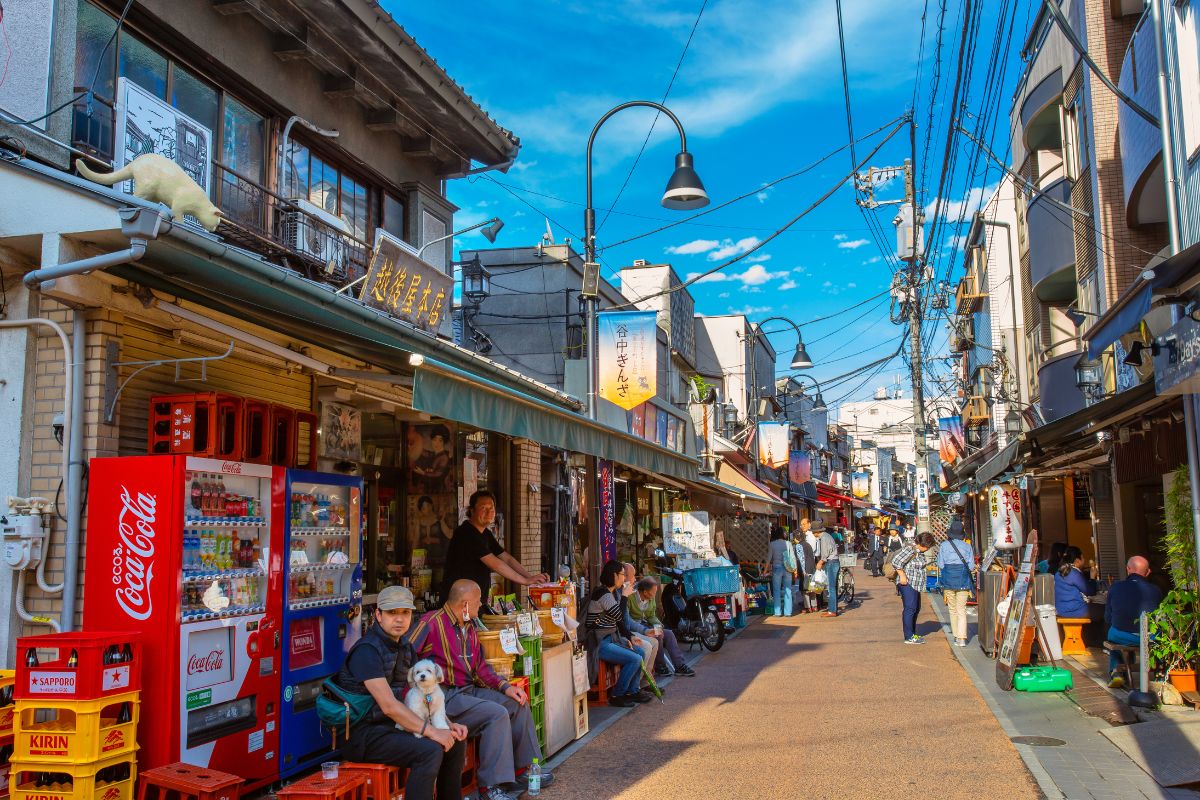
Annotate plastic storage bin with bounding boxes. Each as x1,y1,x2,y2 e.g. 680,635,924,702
1013,666,1072,692
681,566,739,596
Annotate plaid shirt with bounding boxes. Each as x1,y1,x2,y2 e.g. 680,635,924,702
891,545,928,590
409,605,509,692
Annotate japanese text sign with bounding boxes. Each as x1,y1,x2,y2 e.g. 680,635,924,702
988,483,1023,550
360,229,452,333
597,311,657,410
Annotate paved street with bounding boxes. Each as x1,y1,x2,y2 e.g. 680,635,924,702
548,571,1040,800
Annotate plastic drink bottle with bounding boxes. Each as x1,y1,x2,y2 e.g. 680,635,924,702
527,759,541,796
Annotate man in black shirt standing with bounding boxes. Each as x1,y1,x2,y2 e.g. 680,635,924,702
335,586,468,800
441,490,549,602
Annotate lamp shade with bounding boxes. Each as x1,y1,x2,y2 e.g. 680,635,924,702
482,218,504,243
790,341,814,370
812,392,828,413
661,152,709,210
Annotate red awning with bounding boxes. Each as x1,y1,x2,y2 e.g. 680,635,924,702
816,483,871,508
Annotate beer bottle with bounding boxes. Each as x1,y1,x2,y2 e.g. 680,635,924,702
25,648,38,668
67,649,79,667
117,702,132,723
120,643,133,663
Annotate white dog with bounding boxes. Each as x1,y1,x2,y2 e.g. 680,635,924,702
404,659,450,738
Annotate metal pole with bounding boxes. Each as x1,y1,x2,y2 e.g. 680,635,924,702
901,155,931,535
1151,0,1200,570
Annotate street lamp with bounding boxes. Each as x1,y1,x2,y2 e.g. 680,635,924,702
1074,356,1104,403
583,100,707,419
783,374,827,412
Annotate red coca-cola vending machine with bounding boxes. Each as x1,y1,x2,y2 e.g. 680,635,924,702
83,456,282,790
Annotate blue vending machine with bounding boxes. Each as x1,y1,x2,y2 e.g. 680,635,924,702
277,469,363,778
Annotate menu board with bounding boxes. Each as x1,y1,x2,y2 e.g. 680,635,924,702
662,511,713,557
996,529,1039,691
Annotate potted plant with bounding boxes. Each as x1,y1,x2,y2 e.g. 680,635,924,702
1150,468,1200,692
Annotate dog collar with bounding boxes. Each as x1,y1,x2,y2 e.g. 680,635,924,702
424,694,434,706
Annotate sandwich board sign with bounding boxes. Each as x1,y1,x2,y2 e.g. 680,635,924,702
996,529,1039,691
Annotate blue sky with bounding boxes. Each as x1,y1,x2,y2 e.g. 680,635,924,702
393,0,1030,409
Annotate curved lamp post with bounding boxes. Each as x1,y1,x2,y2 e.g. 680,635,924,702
583,100,708,419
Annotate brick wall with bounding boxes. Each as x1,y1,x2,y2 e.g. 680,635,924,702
1082,0,1169,303
21,297,124,635
511,439,543,584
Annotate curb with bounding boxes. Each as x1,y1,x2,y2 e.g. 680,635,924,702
930,596,1062,800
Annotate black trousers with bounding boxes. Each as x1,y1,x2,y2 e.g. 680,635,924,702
342,721,465,800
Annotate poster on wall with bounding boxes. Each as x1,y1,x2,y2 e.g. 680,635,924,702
406,494,457,566
938,415,967,465
597,310,657,410
988,483,1024,550
406,422,455,494
599,459,616,563
756,422,790,468
644,405,658,444
788,451,811,484
851,471,870,499
666,417,678,452
628,403,646,437
662,511,713,558
320,402,362,461
656,410,669,447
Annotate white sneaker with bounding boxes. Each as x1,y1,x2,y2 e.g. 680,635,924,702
954,638,968,647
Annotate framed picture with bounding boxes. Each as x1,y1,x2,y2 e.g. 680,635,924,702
320,402,362,461
406,422,455,494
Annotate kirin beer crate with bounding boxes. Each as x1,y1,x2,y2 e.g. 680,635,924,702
16,634,141,703
8,751,136,800
1,670,14,737
13,691,139,764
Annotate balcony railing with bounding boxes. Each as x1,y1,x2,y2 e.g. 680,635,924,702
963,395,990,427
955,271,986,315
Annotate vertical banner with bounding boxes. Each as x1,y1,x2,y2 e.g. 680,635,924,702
756,422,790,468
916,466,930,522
598,459,616,563
597,310,657,410
988,483,1024,550
788,451,811,484
938,415,967,465
851,471,870,499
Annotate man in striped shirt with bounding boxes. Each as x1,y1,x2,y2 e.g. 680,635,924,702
410,579,550,800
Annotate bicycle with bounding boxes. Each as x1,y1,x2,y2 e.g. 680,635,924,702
837,555,856,605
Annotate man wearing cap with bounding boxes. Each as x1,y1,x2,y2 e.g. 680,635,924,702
334,586,468,800
812,520,842,617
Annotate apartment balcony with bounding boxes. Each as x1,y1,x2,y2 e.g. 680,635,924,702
1037,348,1088,423
955,271,986,315
1027,177,1077,301
1119,13,1167,227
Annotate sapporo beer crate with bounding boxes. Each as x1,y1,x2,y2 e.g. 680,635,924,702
8,751,136,800
13,691,139,764
1,670,15,737
16,633,141,702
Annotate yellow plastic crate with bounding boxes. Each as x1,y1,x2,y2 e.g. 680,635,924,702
1,670,14,738
8,752,136,800
13,693,139,764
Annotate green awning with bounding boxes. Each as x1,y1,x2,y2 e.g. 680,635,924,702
412,359,699,481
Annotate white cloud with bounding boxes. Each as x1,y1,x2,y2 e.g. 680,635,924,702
665,238,721,255
744,253,772,264
728,305,773,316
779,280,797,291
926,182,1000,221
685,263,789,286
707,236,761,261
833,233,848,241
863,255,882,265
837,238,870,250
793,266,807,274
510,160,538,172
718,292,731,298
822,280,833,288
848,282,857,288
756,183,771,204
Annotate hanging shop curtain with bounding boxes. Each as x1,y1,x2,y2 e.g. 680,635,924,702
411,359,699,482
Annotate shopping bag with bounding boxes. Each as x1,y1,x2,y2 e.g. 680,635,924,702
808,569,828,592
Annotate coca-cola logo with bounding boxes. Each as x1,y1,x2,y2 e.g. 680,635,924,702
112,486,157,621
187,649,226,675
221,462,242,474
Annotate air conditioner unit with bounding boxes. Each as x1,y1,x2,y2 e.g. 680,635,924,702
281,198,349,275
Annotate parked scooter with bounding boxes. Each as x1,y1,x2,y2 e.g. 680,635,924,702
654,549,728,651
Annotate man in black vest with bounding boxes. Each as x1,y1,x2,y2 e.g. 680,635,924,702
335,585,469,800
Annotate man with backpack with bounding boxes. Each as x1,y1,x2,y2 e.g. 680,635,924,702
936,520,976,647
330,585,469,800
889,532,937,644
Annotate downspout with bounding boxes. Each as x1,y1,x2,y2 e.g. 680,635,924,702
21,207,165,630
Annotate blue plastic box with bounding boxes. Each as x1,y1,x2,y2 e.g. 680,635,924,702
681,565,740,596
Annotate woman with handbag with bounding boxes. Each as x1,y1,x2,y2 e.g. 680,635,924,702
936,520,976,647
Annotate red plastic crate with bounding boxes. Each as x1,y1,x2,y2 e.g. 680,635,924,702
338,764,400,800
15,632,141,702
270,406,296,467
148,394,244,459
243,401,272,464
295,412,318,470
277,772,366,800
136,762,243,800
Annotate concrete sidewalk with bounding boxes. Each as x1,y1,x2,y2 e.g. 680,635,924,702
929,594,1200,800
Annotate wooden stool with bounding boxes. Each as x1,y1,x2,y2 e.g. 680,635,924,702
1057,617,1091,656
137,763,244,800
278,772,367,800
339,764,402,800
587,660,618,706
1104,641,1139,683
461,738,478,798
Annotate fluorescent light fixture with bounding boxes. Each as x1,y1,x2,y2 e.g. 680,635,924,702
643,484,667,491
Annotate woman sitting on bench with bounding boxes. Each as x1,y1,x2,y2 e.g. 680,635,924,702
1053,546,1097,619
583,560,652,709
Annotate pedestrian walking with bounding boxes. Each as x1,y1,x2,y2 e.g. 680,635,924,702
867,526,884,577
884,527,903,556
814,522,841,617
892,532,936,644
796,523,818,612
936,520,976,647
767,527,793,616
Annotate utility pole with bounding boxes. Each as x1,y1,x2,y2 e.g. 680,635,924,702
860,151,931,534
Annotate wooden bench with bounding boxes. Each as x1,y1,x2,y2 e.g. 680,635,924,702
1057,617,1091,656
